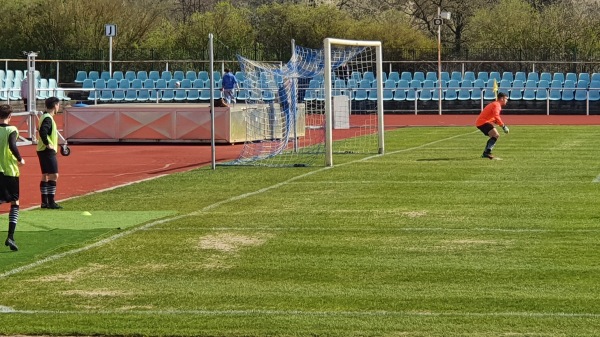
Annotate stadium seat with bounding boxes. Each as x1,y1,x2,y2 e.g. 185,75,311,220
501,72,514,83
522,80,537,100
74,70,87,83
463,71,476,83
548,80,562,101
353,79,370,101
9,78,21,100
444,79,460,101
591,73,600,83
477,71,489,82
471,79,485,101
535,80,550,101
552,72,565,84
172,70,184,82
574,79,589,101
418,79,434,101
514,72,526,83
137,71,148,82
148,70,160,83
483,79,498,100
565,72,577,83
457,80,472,100
112,71,124,82
88,71,100,82
124,71,136,82
185,70,197,82
450,71,462,82
526,72,539,83
161,71,172,82
561,79,576,100
100,71,111,82
588,80,600,101
362,71,375,83
425,71,437,82
112,79,129,101
387,71,400,83
509,79,524,100
438,71,449,83
236,88,249,102
539,72,552,83
413,71,425,83
432,80,445,101
400,71,412,82
489,71,501,83
393,80,408,101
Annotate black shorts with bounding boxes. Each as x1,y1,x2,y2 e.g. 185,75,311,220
37,148,59,174
477,123,494,136
0,173,20,202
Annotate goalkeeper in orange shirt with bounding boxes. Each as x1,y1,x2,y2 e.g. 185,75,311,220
475,92,509,159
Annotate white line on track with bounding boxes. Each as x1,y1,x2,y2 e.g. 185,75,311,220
1,131,474,279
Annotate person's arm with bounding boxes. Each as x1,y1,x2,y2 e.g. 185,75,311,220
8,130,24,164
38,117,53,146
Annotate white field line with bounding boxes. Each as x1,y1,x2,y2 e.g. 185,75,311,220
1,307,600,319
145,226,600,233
1,131,473,279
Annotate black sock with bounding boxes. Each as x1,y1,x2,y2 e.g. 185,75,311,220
485,137,497,153
40,181,49,205
47,180,57,204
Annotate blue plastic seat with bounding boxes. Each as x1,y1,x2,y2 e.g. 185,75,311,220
432,80,445,101
501,72,513,83
526,72,539,83
591,73,600,83
425,71,437,82
88,71,100,82
75,70,87,83
574,79,589,101
449,71,461,82
112,79,129,101
362,71,375,83
124,71,136,82
483,79,498,100
463,71,476,83
400,71,412,82
477,71,489,82
535,80,550,101
588,80,600,101
514,72,526,83
548,80,562,101
136,71,148,82
173,70,184,81
112,71,124,82
522,80,537,100
100,71,111,81
444,79,460,101
412,71,425,83
509,80,524,100
489,72,501,84
418,79,434,101
148,71,160,83
552,72,565,84
457,80,472,100
539,72,552,83
353,79,370,101
393,80,408,101
565,73,577,83
161,71,172,82
387,71,400,83
470,79,485,101
561,80,576,101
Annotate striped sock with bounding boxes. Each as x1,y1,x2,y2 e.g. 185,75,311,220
48,180,57,204
8,205,18,240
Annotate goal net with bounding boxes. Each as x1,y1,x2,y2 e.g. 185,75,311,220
225,38,384,167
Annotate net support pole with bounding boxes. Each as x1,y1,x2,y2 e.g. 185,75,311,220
209,33,216,170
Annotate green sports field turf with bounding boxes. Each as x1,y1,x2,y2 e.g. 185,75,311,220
1,126,600,336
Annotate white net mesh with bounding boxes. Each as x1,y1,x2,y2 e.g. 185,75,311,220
224,41,382,167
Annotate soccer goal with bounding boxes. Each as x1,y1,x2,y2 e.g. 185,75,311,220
226,38,384,167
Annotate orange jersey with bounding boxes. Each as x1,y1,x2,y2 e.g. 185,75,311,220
475,101,504,127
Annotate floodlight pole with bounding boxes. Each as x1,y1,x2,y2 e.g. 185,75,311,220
209,33,216,170
437,7,442,115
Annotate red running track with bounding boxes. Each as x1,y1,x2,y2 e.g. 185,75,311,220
4,113,600,213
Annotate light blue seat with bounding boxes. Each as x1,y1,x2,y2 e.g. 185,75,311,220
432,80,445,101
548,80,562,101
234,71,246,83
75,70,87,83
100,79,118,101
499,79,512,97
387,71,400,83
100,71,111,82
509,80,524,100
522,80,537,100
591,73,600,83
174,79,191,101
514,72,526,83
161,71,172,82
552,72,565,84
565,73,577,83
262,88,276,101
112,79,129,101
574,79,589,101
561,80,576,101
440,71,450,83
588,80,600,101
362,71,375,83
450,71,462,82
483,79,498,100
186,88,200,101
477,71,489,82
160,80,176,102
185,70,197,81
353,79,370,101
457,80,472,100
9,78,22,100
406,79,421,101
535,80,550,101
526,72,539,83
400,71,412,82
501,72,514,83
489,72,501,83
445,79,460,101
36,78,49,99
539,72,552,83
425,71,437,82
418,79,434,101
137,71,148,82
112,71,124,82
88,71,100,82
148,71,160,83
463,71,476,83
124,71,136,82
412,71,425,83
199,88,212,101
173,70,184,81
333,79,346,97
393,80,408,101
198,71,209,83
471,79,485,100
350,71,362,83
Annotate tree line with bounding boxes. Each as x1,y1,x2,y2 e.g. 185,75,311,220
0,0,599,62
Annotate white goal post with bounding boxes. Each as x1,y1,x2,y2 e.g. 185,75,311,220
323,38,385,166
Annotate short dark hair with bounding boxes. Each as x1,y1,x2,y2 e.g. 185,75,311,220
45,96,60,109
224,68,231,73
0,104,13,119
497,92,508,99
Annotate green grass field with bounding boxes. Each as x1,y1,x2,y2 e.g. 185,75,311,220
2,125,600,336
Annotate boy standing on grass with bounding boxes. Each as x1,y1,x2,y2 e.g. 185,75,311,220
476,91,510,159
37,96,62,209
0,104,25,251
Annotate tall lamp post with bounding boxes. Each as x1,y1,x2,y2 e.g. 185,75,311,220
435,8,451,115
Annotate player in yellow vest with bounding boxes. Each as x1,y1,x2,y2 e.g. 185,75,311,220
37,97,62,209
0,104,25,251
